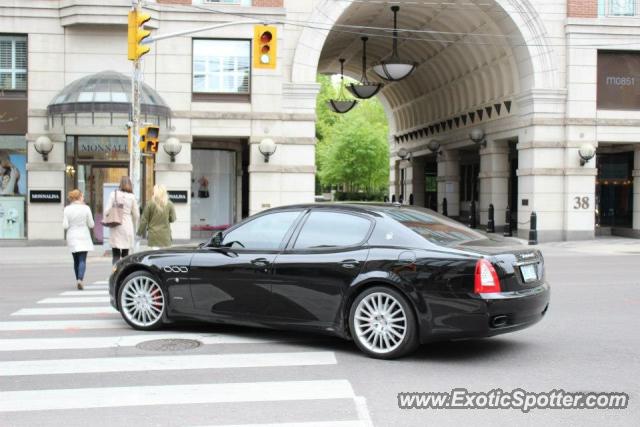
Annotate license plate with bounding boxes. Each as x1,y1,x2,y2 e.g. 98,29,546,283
520,264,538,282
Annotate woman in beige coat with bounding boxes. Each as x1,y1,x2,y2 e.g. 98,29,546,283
106,176,139,264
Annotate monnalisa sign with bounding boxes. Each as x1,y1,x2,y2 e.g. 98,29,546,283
78,138,128,155
597,51,640,110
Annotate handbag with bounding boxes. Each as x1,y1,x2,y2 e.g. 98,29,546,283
102,190,124,228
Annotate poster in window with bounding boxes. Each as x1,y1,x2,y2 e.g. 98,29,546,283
0,151,26,196
0,196,24,238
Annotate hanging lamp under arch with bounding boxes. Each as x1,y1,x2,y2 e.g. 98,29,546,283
328,58,358,114
372,6,417,82
347,36,384,99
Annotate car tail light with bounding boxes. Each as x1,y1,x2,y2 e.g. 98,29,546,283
474,259,501,294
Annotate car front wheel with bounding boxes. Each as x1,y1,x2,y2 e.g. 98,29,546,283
349,286,419,359
118,270,166,331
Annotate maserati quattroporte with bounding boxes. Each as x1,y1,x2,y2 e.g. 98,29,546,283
109,203,550,359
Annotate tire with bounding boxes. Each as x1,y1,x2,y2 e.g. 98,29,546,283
118,270,166,331
349,286,419,359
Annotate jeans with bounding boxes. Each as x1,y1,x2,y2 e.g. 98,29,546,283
72,251,88,281
112,248,129,265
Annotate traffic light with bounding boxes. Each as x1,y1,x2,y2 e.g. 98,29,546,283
128,10,151,61
139,125,159,153
253,25,277,69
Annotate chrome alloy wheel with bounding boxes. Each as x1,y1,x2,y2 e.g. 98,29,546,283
120,276,165,328
353,292,407,354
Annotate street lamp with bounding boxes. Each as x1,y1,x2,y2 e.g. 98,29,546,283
259,137,277,162
578,143,596,166
163,137,182,162
34,136,54,161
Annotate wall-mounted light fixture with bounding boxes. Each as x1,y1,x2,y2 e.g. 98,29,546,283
259,137,277,163
469,128,486,148
163,137,182,162
65,165,76,177
427,139,441,158
34,136,53,161
397,147,411,163
578,143,596,166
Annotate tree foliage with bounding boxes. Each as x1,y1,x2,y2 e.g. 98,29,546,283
315,74,389,193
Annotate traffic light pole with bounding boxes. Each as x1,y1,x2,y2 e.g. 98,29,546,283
131,57,142,204
130,0,143,205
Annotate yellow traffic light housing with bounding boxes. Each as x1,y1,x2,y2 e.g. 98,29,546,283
139,125,159,154
253,25,277,69
128,10,151,61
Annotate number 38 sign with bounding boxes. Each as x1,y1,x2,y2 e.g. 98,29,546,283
572,196,591,210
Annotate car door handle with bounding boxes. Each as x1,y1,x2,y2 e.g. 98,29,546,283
340,259,359,269
251,258,271,268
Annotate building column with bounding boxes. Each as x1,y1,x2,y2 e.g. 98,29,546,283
479,140,509,230
26,133,66,242
437,149,460,216
633,148,640,232
155,136,192,241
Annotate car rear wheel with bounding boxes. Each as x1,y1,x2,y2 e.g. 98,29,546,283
118,271,166,331
349,286,419,359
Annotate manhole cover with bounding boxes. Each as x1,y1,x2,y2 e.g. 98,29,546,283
136,338,202,352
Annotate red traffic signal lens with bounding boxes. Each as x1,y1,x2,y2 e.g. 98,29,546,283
260,31,272,43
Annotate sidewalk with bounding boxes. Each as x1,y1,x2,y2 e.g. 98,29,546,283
537,236,640,256
0,245,112,266
0,240,206,266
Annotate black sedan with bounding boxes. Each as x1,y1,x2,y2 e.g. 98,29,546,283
109,203,550,359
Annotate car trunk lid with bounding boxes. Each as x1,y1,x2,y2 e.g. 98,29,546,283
455,239,545,292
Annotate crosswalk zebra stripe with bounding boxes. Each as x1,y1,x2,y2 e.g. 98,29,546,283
11,306,118,316
0,333,284,351
82,284,108,290
92,280,109,285
37,297,111,304
0,319,124,331
197,421,367,427
0,380,355,412
59,290,108,296
0,351,337,376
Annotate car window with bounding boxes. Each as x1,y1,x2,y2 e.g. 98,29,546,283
221,211,301,250
293,211,371,249
383,208,485,245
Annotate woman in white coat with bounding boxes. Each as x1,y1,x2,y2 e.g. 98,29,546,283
106,176,139,265
63,189,95,290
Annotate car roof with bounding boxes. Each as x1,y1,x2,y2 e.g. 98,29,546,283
263,202,423,217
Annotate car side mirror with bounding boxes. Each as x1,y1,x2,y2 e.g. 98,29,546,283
211,231,223,248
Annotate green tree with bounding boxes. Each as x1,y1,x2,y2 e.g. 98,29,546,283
315,74,389,195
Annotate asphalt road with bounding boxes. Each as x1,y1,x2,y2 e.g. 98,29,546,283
0,243,638,427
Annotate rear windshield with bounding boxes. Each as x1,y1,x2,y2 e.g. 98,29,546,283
383,208,486,245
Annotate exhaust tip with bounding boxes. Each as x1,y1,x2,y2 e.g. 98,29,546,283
490,315,509,328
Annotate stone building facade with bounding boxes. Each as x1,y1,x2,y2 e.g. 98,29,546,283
1,0,639,244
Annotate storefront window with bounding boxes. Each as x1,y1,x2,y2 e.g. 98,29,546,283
0,135,27,238
65,135,131,243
